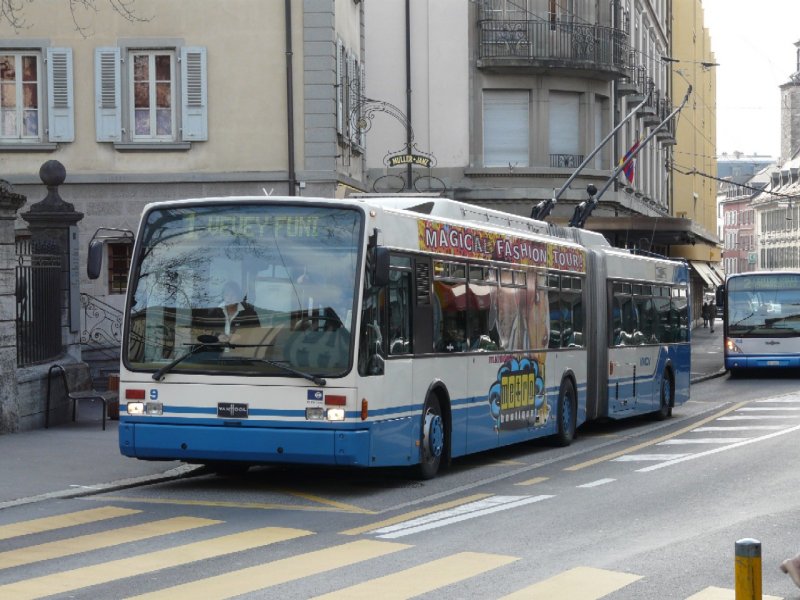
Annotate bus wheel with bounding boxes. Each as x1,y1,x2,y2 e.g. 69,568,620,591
207,462,250,477
654,372,673,421
553,379,576,447
414,395,445,480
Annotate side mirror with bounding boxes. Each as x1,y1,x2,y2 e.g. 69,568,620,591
372,247,390,288
87,239,104,280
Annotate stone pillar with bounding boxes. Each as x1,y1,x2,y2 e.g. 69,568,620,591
0,180,26,433
20,161,84,362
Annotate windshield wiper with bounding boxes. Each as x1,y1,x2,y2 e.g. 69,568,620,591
218,356,327,386
730,311,755,328
151,334,275,381
152,339,217,381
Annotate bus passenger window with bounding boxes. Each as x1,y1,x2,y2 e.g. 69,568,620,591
467,265,499,351
434,279,467,352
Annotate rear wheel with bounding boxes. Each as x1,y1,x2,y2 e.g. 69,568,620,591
553,379,577,447
414,395,445,480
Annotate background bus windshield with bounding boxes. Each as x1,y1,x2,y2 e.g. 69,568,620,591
126,204,362,376
727,275,800,336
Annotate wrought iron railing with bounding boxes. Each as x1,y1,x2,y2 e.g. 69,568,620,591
550,154,584,168
477,19,629,72
80,293,123,357
16,238,63,366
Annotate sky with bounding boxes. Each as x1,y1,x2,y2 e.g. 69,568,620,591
703,0,800,159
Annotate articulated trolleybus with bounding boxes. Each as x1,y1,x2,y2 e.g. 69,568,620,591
91,195,690,478
723,270,800,374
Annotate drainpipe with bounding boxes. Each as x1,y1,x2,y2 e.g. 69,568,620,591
405,0,412,190
285,0,297,196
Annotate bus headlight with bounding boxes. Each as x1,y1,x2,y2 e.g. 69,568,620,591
306,407,325,420
725,338,742,354
145,402,163,415
127,402,145,415
326,408,345,421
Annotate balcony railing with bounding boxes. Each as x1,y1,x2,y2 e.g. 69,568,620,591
550,154,584,168
477,19,629,78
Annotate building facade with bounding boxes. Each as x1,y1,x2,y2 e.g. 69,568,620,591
1,0,367,312
364,0,718,321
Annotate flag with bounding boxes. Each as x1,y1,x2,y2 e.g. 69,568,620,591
619,139,641,183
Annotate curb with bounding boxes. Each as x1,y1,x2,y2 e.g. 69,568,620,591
0,464,203,511
691,368,728,385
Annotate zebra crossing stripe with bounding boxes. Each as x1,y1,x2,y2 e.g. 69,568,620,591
340,493,491,536
499,566,642,599
310,551,518,599
370,495,554,539
0,517,220,570
685,585,782,599
0,506,140,541
127,539,410,599
0,526,312,600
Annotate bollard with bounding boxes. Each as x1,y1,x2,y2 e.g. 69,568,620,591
735,538,762,600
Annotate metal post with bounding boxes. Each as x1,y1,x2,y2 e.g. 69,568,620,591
735,538,761,600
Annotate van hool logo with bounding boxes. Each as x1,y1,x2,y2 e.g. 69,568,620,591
487,357,548,431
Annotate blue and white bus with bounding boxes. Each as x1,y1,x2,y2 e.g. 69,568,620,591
88,195,690,478
723,270,800,373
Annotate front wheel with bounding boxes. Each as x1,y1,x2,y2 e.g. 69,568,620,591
413,395,446,480
552,379,577,447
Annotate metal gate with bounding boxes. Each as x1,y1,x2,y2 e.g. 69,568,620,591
15,237,63,366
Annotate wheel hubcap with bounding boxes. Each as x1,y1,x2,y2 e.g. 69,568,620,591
424,411,444,458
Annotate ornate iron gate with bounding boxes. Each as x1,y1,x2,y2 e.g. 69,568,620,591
15,237,63,366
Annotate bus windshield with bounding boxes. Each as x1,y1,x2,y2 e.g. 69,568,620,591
125,203,363,377
727,275,800,337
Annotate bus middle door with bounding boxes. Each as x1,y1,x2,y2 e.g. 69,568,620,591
609,288,638,413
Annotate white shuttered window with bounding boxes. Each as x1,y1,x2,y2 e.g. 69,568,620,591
95,45,207,144
483,90,529,167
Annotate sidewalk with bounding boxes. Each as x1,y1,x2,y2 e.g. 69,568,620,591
0,403,194,509
0,330,726,509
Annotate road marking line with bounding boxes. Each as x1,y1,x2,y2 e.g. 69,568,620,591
685,585,782,600
637,423,800,472
757,397,800,403
658,438,749,445
0,507,140,541
564,402,748,471
515,476,549,486
0,527,312,600
0,517,220,570
718,415,798,420
127,539,410,600
280,490,376,514
737,407,800,411
310,551,518,599
93,495,348,512
693,426,784,431
576,478,616,488
372,495,554,539
340,493,491,536
500,566,642,600
613,454,690,462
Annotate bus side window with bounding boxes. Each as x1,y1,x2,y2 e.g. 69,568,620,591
388,269,412,355
358,286,385,376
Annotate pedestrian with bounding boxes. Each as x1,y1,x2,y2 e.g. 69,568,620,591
781,552,800,588
702,301,709,328
708,302,715,333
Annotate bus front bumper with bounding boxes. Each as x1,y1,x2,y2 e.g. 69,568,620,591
725,354,800,369
119,422,372,467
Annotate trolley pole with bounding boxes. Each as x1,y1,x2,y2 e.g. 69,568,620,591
735,538,762,600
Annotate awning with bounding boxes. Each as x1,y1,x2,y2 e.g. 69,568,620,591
690,261,722,288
